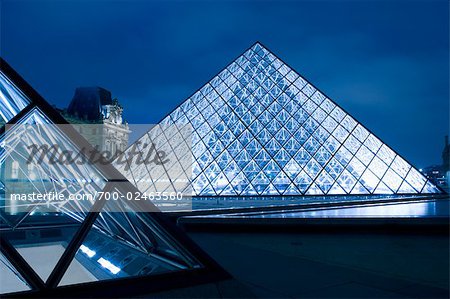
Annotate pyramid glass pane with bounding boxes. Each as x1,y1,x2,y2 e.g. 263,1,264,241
0,253,32,294
59,192,199,287
1,109,107,222
0,71,30,123
115,43,442,208
0,62,227,296
10,232,80,282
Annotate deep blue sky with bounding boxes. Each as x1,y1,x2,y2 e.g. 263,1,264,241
1,0,448,168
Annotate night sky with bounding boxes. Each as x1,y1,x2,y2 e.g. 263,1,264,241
1,0,448,168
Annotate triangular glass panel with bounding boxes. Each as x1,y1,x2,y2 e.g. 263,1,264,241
304,158,322,180
421,180,441,193
245,139,262,156
272,171,290,194
0,253,32,294
374,181,394,194
222,160,240,182
294,147,312,165
211,172,230,194
273,149,291,168
367,156,389,180
404,168,427,193
242,183,257,195
251,172,270,194
359,169,380,193
315,171,334,194
256,128,273,145
306,182,323,195
284,183,301,195
220,183,236,196
242,160,261,181
59,195,202,287
200,183,215,196
328,182,346,195
284,159,302,181
325,158,344,180
337,169,357,194
263,183,278,195
351,181,370,195
381,169,403,193
284,137,301,156
265,138,282,156
294,171,313,194
262,160,281,180
314,146,332,166
398,180,417,194
0,71,30,123
230,171,250,195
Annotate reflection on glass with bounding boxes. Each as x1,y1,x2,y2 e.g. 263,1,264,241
5,225,79,281
0,253,31,294
0,71,30,123
1,109,107,224
59,192,202,286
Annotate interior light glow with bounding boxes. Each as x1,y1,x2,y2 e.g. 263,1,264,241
97,257,121,274
80,244,96,258
114,43,441,197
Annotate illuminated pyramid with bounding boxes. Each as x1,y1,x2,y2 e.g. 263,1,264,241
118,42,442,197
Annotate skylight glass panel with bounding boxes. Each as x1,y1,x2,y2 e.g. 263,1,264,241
0,71,30,123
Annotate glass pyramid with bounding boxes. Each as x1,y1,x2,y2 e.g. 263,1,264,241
119,42,442,197
0,59,227,296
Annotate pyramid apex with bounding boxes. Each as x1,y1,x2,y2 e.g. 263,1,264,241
250,41,268,53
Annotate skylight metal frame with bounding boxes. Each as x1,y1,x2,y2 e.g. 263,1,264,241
0,58,230,298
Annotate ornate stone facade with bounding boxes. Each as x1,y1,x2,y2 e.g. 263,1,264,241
2,86,130,215
60,87,130,158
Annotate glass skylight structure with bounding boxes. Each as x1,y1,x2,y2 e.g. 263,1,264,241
119,43,442,197
0,59,227,297
0,71,30,123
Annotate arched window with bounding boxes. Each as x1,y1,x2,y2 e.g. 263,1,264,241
11,161,19,179
28,163,36,180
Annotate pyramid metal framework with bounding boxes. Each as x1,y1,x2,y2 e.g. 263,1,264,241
120,43,441,197
0,59,228,297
